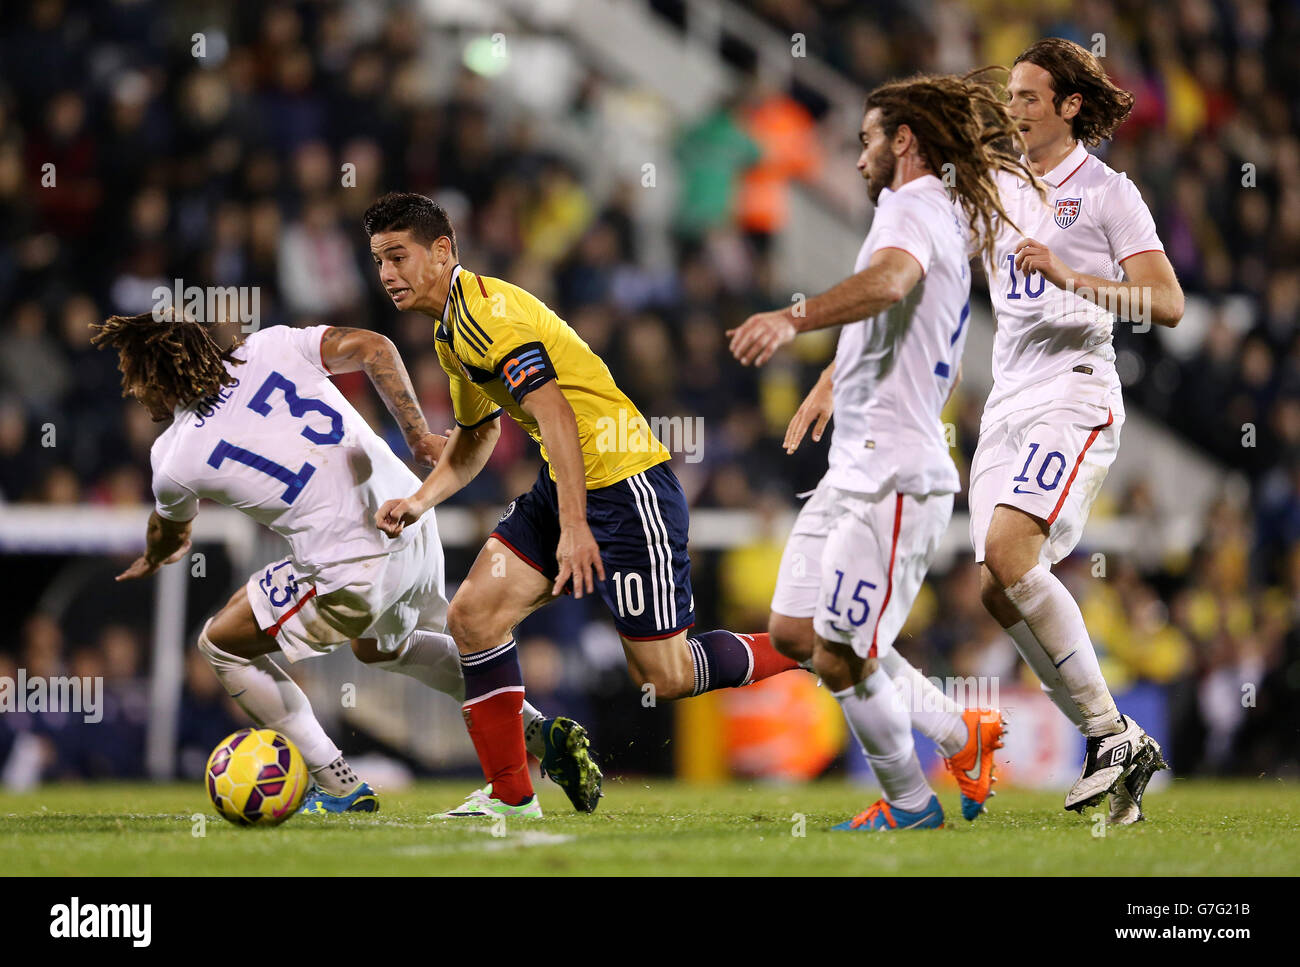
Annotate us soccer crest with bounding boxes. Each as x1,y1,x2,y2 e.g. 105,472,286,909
1054,197,1081,228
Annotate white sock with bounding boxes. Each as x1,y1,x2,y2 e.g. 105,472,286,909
879,650,968,757
375,630,548,758
833,668,933,811
374,631,465,699
523,705,547,759
1003,565,1121,737
1004,620,1086,731
311,756,359,796
197,622,340,773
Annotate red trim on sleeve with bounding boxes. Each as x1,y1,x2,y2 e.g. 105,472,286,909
266,586,319,637
875,246,927,278
476,273,488,298
1055,157,1088,188
1117,248,1163,265
867,493,905,659
1046,409,1114,525
319,331,333,374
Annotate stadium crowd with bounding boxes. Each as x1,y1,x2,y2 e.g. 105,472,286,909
0,0,1296,781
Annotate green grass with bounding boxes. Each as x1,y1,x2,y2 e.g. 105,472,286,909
2,778,1298,875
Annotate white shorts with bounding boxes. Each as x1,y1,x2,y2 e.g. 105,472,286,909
969,373,1121,566
247,518,448,663
771,482,838,620
773,478,952,659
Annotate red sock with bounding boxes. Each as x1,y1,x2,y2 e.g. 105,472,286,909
742,632,800,684
462,690,533,806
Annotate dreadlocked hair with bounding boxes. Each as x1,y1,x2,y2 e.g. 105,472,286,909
90,308,244,407
864,71,1044,266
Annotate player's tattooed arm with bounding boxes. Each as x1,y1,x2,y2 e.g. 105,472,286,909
116,512,192,581
320,327,446,465
728,248,923,366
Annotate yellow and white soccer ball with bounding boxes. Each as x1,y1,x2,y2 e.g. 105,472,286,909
204,728,309,827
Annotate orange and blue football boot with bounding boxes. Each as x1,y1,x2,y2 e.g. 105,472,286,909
943,708,1006,821
832,795,945,831
298,781,379,815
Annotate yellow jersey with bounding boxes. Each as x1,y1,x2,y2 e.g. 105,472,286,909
434,265,669,489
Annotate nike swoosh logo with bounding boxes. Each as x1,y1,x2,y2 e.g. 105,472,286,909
828,623,850,635
1053,650,1077,668
964,728,984,780
1012,485,1040,495
230,689,246,698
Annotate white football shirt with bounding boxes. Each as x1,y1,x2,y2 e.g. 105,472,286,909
150,325,423,583
824,173,971,497
983,141,1163,422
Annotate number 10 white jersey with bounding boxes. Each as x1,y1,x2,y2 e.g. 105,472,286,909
983,140,1164,423
149,325,423,582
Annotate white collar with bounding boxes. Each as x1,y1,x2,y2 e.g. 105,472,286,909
1039,141,1089,189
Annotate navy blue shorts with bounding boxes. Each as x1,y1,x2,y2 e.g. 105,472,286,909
491,461,695,640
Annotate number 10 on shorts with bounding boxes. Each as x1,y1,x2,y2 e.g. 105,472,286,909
826,570,876,627
1013,441,1068,492
612,570,645,617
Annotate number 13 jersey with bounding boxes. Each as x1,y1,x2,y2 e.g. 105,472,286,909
148,325,423,577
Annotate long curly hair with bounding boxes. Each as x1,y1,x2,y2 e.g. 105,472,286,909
864,72,1043,265
90,308,243,406
1014,37,1135,146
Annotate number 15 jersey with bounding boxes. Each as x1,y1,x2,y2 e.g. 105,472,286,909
825,173,971,497
149,325,423,579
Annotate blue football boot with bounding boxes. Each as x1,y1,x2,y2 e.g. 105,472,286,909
832,794,945,831
298,781,379,815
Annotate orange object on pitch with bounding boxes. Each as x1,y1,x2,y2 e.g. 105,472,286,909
721,669,844,780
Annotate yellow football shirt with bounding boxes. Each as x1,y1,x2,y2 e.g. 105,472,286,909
434,265,669,489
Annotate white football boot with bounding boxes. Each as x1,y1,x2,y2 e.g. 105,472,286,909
1108,733,1169,825
1065,714,1147,813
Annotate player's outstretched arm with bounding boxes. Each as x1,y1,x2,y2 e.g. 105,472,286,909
1012,241,1184,328
320,326,447,466
375,417,501,536
519,382,604,600
784,361,835,454
728,248,923,366
116,511,193,581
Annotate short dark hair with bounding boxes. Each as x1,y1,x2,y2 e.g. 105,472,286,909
1013,38,1134,146
362,191,458,255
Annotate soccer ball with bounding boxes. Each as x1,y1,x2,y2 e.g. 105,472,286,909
205,728,309,827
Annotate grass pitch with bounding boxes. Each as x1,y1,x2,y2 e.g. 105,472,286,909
3,778,1298,875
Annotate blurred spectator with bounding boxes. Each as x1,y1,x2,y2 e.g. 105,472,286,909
733,75,822,252
672,98,761,246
